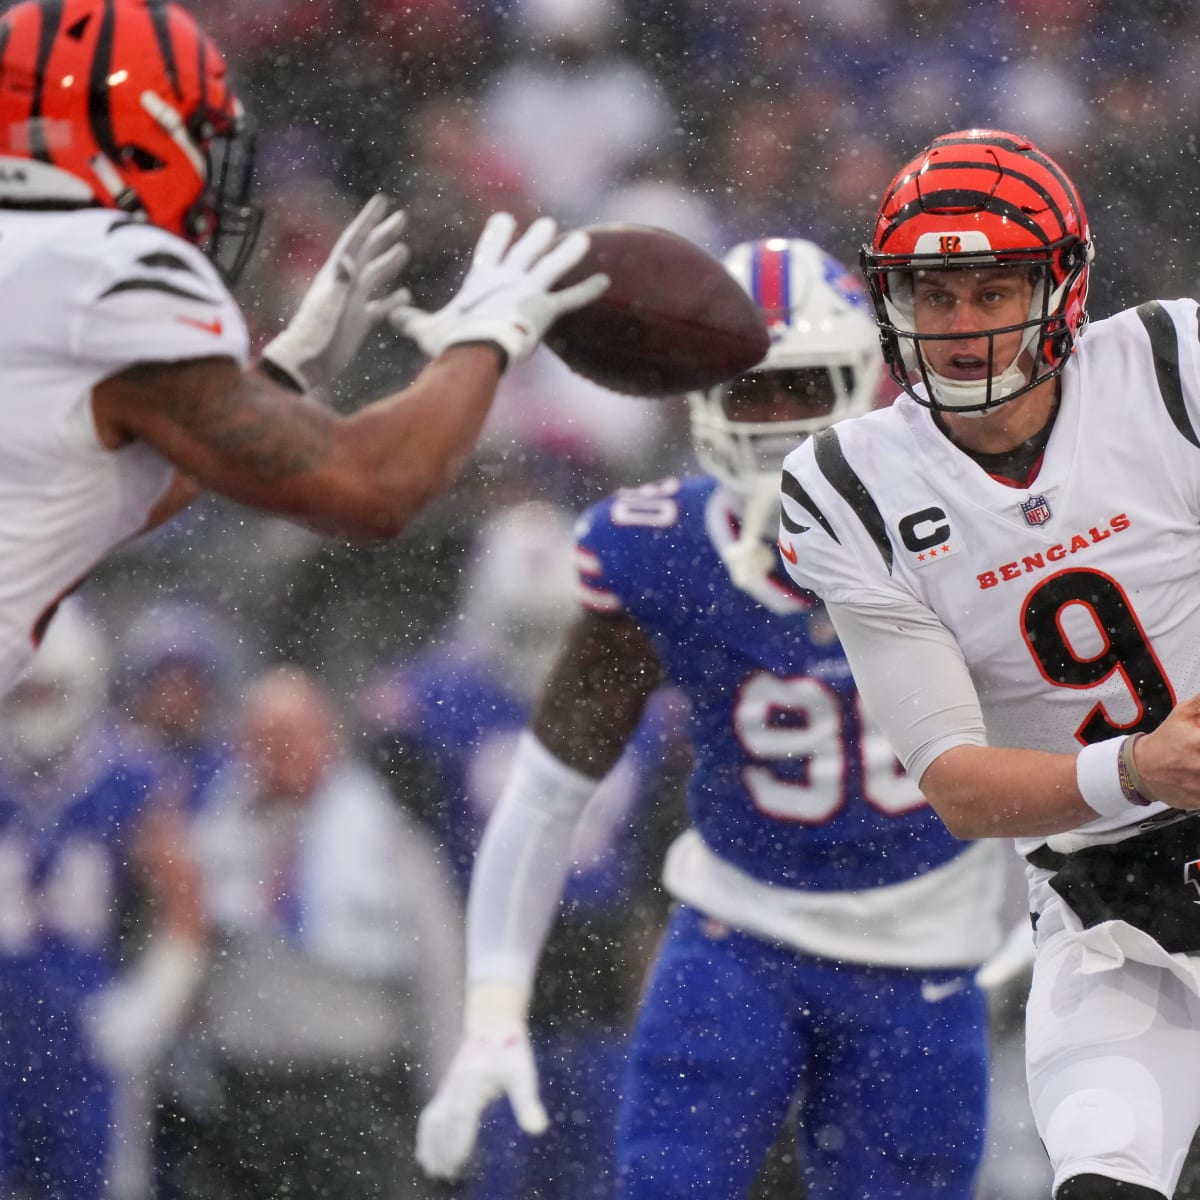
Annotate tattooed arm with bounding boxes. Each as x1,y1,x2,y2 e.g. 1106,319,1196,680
92,348,501,540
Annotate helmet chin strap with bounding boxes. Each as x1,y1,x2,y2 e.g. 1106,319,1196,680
720,485,780,593
925,354,1031,416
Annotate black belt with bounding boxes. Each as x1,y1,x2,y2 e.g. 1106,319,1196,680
1025,843,1066,871
1023,810,1200,955
1025,808,1198,872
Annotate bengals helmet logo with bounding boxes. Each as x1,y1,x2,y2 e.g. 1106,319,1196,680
938,235,963,253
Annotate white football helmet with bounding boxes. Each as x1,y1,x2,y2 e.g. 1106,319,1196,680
689,238,881,590
0,599,110,772
461,501,579,697
690,238,881,497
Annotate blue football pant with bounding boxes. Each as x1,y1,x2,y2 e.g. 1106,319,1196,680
617,904,990,1200
0,1027,112,1200
468,1026,627,1200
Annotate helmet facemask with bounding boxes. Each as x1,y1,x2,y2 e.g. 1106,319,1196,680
192,103,262,282
691,361,870,499
865,240,1091,416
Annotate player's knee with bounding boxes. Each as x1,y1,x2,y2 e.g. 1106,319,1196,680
1056,1173,1166,1200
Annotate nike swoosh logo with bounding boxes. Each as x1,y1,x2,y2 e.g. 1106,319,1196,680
921,977,967,1003
175,315,224,336
777,539,798,564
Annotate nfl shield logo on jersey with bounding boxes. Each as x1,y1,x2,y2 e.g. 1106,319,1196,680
1020,494,1052,526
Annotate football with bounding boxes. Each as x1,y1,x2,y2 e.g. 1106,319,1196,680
545,224,770,398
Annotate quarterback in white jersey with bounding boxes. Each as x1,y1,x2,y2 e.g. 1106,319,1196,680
0,0,606,693
779,129,1200,1200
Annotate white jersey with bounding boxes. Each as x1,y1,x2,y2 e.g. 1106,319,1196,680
0,208,248,690
779,298,1200,858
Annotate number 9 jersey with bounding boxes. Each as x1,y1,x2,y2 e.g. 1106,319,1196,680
575,474,1005,969
779,299,1200,857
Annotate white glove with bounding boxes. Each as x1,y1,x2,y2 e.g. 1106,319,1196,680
390,212,609,368
415,982,549,1180
85,936,207,1076
975,919,1037,991
260,193,411,393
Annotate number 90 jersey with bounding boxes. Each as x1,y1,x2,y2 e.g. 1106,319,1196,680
574,474,966,894
779,299,1200,851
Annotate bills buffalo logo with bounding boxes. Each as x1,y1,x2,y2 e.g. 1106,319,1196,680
1020,494,1052,526
820,253,872,313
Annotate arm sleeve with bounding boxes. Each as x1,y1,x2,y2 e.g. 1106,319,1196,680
825,595,988,783
465,732,599,992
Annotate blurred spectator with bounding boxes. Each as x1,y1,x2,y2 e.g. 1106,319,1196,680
480,0,677,225
359,499,688,1199
116,599,249,814
594,152,724,251
163,666,463,1200
706,91,829,250
0,599,203,1200
386,94,537,304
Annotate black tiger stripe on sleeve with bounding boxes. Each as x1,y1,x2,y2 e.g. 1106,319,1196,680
812,427,894,572
136,251,200,274
97,277,216,303
1137,301,1199,448
780,466,838,541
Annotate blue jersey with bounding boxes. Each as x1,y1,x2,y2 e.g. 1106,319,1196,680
0,726,162,1200
0,726,160,1016
575,475,966,891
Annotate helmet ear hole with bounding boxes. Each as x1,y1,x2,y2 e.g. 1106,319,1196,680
184,206,213,239
120,145,167,172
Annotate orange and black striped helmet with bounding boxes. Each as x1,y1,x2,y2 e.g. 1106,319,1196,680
860,129,1093,413
0,0,261,279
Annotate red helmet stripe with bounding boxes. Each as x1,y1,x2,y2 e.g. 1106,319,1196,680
754,242,790,321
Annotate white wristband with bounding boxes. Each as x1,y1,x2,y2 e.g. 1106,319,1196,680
1076,737,1139,818
465,982,530,1034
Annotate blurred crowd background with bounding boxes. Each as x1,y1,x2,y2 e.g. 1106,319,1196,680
20,0,1200,1197
90,0,1200,692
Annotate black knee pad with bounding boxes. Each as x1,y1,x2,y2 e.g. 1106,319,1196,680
1056,1174,1166,1200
